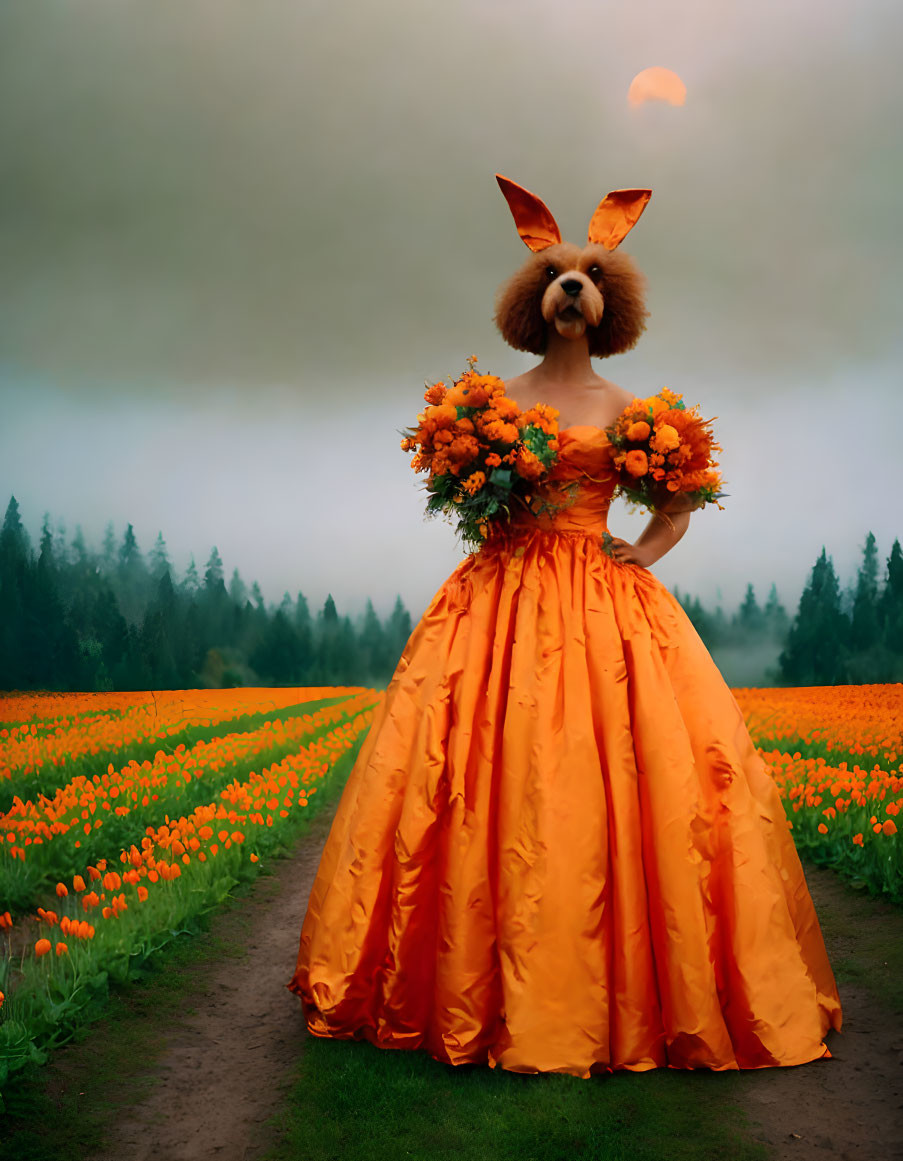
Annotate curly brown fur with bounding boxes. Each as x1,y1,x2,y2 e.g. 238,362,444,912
493,242,649,358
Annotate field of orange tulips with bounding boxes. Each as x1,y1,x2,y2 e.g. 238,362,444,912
0,682,901,1105
735,683,903,902
0,687,383,1103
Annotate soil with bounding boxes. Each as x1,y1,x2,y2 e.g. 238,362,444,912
76,809,903,1161
740,863,903,1161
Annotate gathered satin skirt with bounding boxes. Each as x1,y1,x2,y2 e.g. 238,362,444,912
287,525,843,1077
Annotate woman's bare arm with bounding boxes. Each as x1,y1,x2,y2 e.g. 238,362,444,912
605,493,697,568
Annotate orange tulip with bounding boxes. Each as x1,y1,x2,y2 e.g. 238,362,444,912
882,819,898,836
55,942,68,956
72,874,86,892
55,882,68,897
35,938,52,957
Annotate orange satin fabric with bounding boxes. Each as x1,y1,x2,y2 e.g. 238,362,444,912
288,425,843,1077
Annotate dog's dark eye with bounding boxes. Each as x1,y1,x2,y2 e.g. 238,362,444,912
588,265,602,280
545,266,558,279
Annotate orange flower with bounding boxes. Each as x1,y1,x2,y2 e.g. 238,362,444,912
624,449,649,478
55,942,68,956
462,383,490,407
852,833,864,846
626,420,651,441
72,874,86,893
0,990,4,1008
0,911,12,930
462,470,486,496
882,818,898,836
55,882,68,898
426,403,457,428
650,423,680,453
817,823,828,834
514,447,543,482
35,938,52,957
494,396,520,420
423,382,447,405
137,885,149,902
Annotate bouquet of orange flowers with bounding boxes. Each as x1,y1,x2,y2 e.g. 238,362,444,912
605,388,727,518
400,356,566,550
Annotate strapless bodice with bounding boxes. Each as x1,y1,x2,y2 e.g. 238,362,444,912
487,426,617,541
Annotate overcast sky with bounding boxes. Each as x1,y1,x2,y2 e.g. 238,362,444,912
2,0,901,623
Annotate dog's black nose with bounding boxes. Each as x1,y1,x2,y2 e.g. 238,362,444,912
561,279,582,297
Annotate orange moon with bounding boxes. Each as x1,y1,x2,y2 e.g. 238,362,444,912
627,67,687,107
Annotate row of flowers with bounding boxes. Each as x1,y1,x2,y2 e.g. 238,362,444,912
737,686,903,901
734,684,902,767
0,686,364,794
0,692,380,910
0,701,379,1095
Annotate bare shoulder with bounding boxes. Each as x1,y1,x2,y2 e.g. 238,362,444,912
591,380,640,423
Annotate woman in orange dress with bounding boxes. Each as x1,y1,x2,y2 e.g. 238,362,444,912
287,175,843,1077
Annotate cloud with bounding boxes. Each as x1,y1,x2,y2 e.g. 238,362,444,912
1,0,901,406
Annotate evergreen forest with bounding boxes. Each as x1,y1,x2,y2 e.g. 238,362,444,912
0,495,900,693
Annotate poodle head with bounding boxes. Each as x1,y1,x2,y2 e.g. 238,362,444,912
492,175,651,358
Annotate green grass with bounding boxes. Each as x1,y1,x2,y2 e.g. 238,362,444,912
263,1035,768,1161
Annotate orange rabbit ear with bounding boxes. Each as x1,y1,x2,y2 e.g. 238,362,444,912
495,174,562,252
587,189,652,250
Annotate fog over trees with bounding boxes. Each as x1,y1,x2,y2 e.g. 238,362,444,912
1,497,900,693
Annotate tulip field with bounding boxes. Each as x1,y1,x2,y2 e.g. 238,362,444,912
734,683,903,901
0,682,901,1108
0,686,383,1105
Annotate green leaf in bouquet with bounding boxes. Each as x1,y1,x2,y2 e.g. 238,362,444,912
488,468,512,488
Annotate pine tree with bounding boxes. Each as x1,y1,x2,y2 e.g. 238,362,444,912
141,570,182,689
850,531,880,652
101,522,116,570
879,539,903,660
779,547,850,684
249,580,265,610
293,591,313,678
359,598,389,681
228,568,248,607
736,583,766,636
248,609,303,686
203,547,226,593
1,495,31,559
387,595,413,662
148,532,172,582
182,555,201,597
39,512,56,571
763,583,790,638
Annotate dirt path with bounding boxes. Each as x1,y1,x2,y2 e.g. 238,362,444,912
83,812,903,1161
741,863,903,1161
91,799,342,1161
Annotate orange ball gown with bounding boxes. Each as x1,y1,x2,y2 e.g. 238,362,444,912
287,418,843,1077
